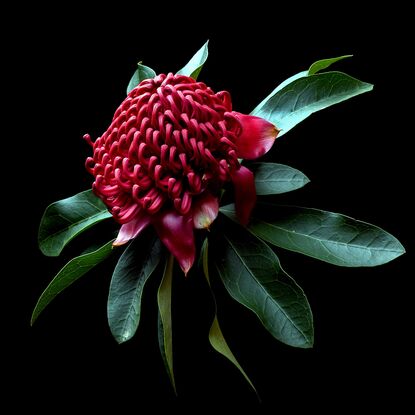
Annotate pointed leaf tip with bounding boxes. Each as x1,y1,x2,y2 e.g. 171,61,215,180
127,63,156,95
215,217,314,348
248,203,405,267
249,162,310,195
31,239,114,325
158,255,177,393
108,231,162,343
177,40,209,80
252,71,373,137
38,190,111,257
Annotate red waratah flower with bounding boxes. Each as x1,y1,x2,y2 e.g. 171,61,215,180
85,73,279,274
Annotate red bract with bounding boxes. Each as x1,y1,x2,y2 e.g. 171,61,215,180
85,73,278,273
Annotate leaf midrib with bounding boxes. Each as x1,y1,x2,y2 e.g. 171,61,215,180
251,217,402,253
223,234,309,343
40,210,110,246
259,73,372,121
266,84,372,120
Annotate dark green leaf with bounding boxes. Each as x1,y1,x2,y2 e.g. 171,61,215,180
38,190,111,257
126,62,156,94
252,71,373,136
214,217,314,348
107,231,162,344
201,240,258,395
176,40,209,80
308,55,352,75
222,203,405,267
31,240,114,325
158,255,176,393
249,162,310,195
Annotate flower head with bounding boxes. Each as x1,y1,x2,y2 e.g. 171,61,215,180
85,73,278,273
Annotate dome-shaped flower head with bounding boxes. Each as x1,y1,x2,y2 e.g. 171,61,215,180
85,73,279,274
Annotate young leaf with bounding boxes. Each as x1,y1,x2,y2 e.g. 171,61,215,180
31,240,115,325
221,203,406,267
251,55,352,114
176,40,209,80
38,190,111,257
157,255,176,394
214,217,314,348
107,231,163,344
308,55,352,75
251,71,373,137
248,162,310,195
201,240,258,396
126,62,156,94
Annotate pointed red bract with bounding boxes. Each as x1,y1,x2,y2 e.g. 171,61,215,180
153,209,195,275
192,193,219,229
231,166,256,226
113,211,151,246
232,112,279,159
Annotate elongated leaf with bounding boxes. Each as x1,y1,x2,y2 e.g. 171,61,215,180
31,240,114,325
201,240,258,395
221,203,405,267
249,162,310,195
158,255,176,394
38,190,111,257
176,40,209,80
108,231,162,343
308,55,352,75
214,217,313,348
126,62,156,94
251,55,352,115
252,71,373,136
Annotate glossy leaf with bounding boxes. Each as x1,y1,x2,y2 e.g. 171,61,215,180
38,190,111,257
252,71,373,137
157,255,176,393
201,240,257,395
214,217,314,348
31,240,114,325
107,231,162,343
176,40,209,80
308,55,352,75
126,62,156,94
221,203,405,267
249,162,310,195
251,55,352,114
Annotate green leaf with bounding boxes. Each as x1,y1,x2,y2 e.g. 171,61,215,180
31,240,114,325
248,162,310,195
214,217,314,348
251,71,308,115
38,190,111,257
176,40,209,80
201,240,258,396
222,203,406,267
157,255,176,394
126,62,156,94
251,71,373,137
252,55,355,123
107,231,162,344
308,55,352,75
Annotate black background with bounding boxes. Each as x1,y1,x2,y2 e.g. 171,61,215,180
10,3,412,411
